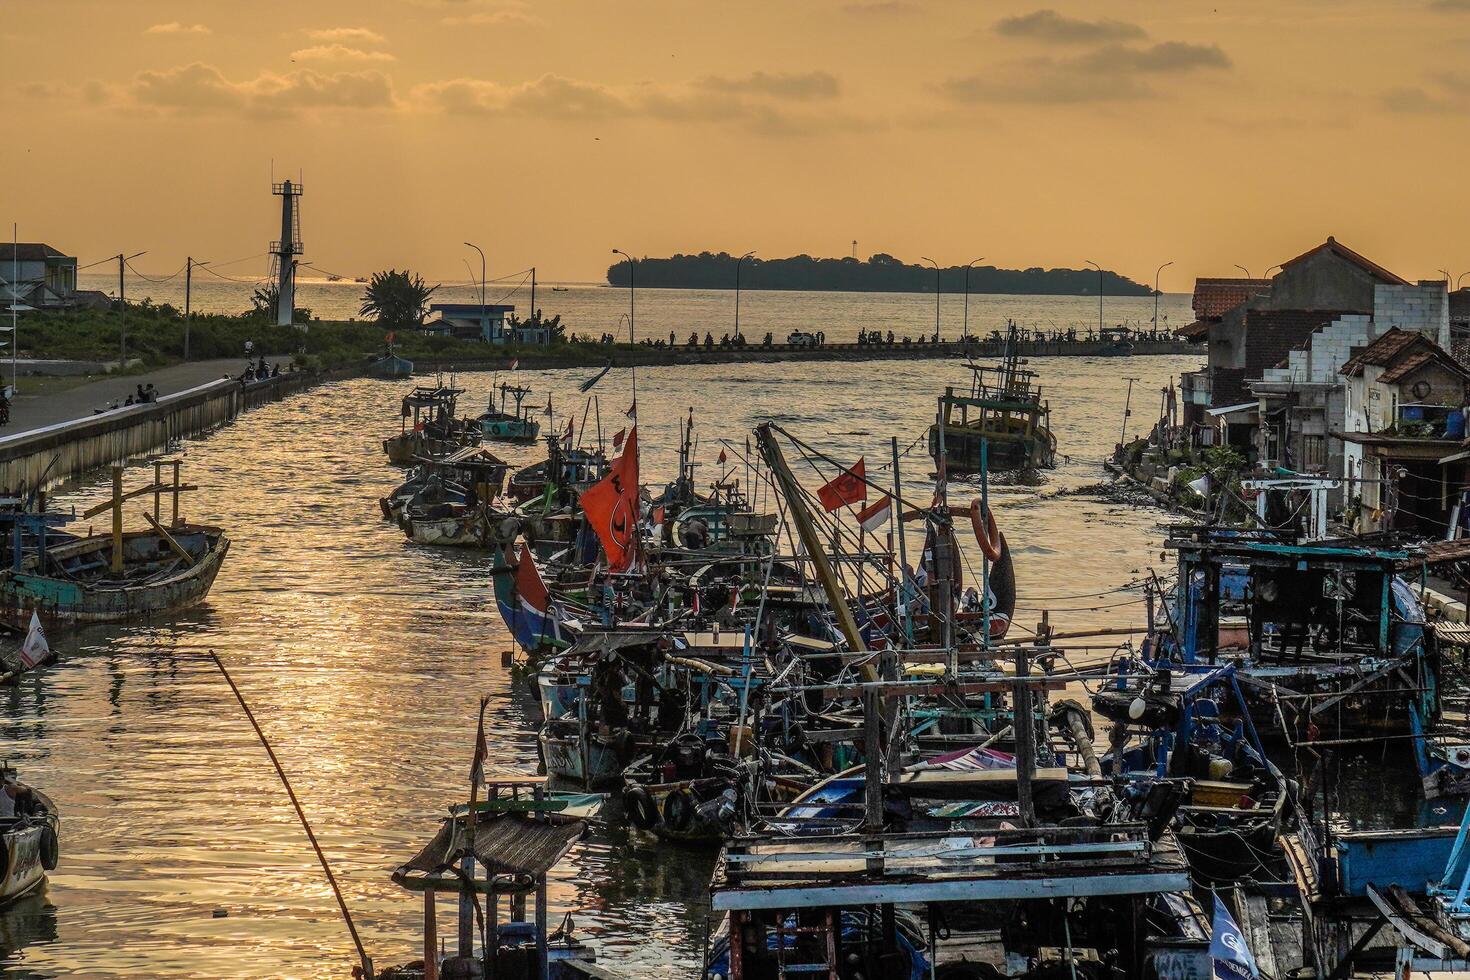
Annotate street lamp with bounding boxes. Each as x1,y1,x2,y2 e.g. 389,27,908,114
1084,259,1104,333
735,250,755,338
1233,264,1253,280
921,256,940,341
464,242,487,340
1152,261,1173,335
962,257,984,340
1457,272,1470,291
612,249,635,343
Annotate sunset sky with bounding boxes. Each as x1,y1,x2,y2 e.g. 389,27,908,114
5,0,1470,288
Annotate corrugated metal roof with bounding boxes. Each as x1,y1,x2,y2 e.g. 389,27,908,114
398,814,586,879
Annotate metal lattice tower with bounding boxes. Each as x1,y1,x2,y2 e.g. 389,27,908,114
269,179,304,327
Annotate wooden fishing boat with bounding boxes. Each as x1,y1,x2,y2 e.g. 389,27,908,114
383,385,480,465
0,765,59,906
367,352,414,378
507,442,608,505
0,464,228,628
928,323,1056,473
402,504,521,549
477,383,542,443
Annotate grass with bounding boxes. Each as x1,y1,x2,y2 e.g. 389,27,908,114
12,303,622,373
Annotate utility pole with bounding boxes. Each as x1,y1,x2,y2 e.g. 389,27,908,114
185,257,195,360
116,250,146,367
1120,376,1141,449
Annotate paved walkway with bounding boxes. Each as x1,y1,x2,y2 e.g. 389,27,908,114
6,359,247,435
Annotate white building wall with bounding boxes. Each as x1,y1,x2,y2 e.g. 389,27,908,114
1373,282,1450,347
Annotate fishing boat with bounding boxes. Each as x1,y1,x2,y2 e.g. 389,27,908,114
0,763,59,905
507,438,608,505
383,384,480,465
0,464,228,628
928,324,1057,474
1097,325,1136,356
367,351,414,379
477,383,542,443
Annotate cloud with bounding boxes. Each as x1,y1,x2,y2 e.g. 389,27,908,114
304,27,386,45
130,62,395,116
145,22,211,36
426,0,537,25
413,71,856,135
290,44,396,63
691,71,839,101
942,41,1230,104
993,9,1145,43
1381,87,1457,113
1430,0,1470,10
840,1,917,14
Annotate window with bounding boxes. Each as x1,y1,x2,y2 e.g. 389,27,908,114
1302,435,1327,471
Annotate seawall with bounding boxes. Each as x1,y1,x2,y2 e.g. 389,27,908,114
0,371,323,490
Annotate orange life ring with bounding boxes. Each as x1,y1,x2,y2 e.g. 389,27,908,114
970,499,1002,561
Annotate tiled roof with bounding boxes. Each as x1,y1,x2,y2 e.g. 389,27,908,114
1175,320,1210,340
1379,348,1470,385
1192,278,1273,320
1279,236,1410,286
1340,327,1432,376
1243,309,1345,378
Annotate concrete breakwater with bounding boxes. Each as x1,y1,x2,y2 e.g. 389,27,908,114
415,336,1196,373
0,370,321,490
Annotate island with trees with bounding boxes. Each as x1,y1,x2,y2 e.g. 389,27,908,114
607,252,1152,295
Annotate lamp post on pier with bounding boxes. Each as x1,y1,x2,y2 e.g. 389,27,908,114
1084,259,1103,334
464,242,487,340
612,249,635,343
962,257,984,341
735,250,755,339
1152,261,1173,337
921,256,940,341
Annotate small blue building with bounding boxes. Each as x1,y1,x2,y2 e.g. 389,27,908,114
425,303,517,343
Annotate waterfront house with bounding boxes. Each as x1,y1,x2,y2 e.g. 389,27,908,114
0,243,79,310
424,303,517,343
1335,328,1470,535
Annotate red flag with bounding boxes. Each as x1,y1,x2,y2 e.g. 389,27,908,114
817,458,867,511
509,358,519,371
718,449,728,465
580,427,639,571
564,418,574,444
384,331,396,344
613,428,626,451
857,495,891,533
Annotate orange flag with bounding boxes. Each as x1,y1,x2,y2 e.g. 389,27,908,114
580,427,640,571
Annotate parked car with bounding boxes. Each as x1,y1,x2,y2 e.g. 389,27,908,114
787,331,820,348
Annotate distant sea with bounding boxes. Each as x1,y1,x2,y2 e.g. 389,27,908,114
80,272,1195,346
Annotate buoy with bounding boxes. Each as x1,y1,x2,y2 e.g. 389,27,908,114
970,499,1002,561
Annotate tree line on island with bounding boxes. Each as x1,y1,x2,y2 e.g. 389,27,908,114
607,251,1152,296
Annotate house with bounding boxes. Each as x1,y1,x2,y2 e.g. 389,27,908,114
1335,328,1470,535
0,243,79,310
1176,277,1272,433
424,303,517,343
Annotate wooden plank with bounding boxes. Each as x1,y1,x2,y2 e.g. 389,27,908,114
140,511,196,568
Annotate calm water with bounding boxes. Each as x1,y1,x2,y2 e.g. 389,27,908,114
81,272,1196,346
0,326,1203,977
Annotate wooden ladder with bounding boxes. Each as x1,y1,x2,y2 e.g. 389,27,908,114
772,909,839,979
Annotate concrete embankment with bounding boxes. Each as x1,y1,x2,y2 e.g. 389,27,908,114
416,337,1196,373
0,370,326,490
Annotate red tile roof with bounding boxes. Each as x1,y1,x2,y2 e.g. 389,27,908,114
1378,348,1470,385
1340,327,1433,376
1192,278,1272,320
1279,236,1410,286
1175,320,1210,340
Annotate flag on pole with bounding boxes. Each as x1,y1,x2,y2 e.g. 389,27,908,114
564,417,574,445
509,358,519,371
613,428,626,451
625,400,637,420
817,458,867,511
1210,894,1261,980
857,495,892,534
469,695,489,789
718,449,728,466
580,427,640,571
18,611,47,670
384,331,396,344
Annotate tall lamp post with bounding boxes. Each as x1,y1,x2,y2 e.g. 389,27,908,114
735,250,755,338
1152,260,1173,336
464,242,487,340
921,256,940,341
612,249,635,343
962,257,984,340
1084,259,1103,334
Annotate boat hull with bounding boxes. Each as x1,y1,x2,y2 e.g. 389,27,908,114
0,528,229,628
929,421,1057,472
403,510,519,549
538,729,627,788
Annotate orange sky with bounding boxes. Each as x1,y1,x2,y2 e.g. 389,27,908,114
5,0,1470,288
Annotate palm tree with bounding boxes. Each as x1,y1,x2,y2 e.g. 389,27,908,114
360,269,437,328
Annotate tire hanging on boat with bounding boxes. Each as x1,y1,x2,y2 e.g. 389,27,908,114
622,785,660,830
662,787,696,832
39,823,58,871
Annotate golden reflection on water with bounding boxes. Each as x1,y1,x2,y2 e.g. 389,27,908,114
0,355,1197,978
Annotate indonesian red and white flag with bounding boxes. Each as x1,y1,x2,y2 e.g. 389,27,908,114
564,418,574,444
856,495,892,534
613,428,626,451
817,457,867,512
509,358,519,371
19,611,47,670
